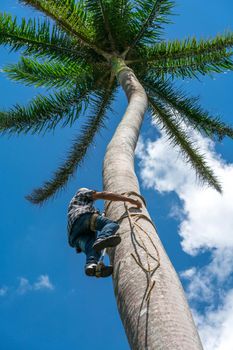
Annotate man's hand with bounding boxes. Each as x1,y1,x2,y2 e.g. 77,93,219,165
129,198,142,209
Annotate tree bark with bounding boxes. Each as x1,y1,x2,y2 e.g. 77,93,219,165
103,64,203,350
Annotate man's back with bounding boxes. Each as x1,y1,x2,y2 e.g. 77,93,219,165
67,188,99,235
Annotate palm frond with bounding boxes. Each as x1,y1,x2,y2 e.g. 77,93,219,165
26,75,117,204
109,0,141,52
142,33,233,61
19,0,106,56
86,0,116,51
85,0,136,52
0,13,91,61
129,33,233,78
127,0,174,51
0,85,91,134
143,77,233,140
0,66,112,135
155,54,232,79
4,56,93,89
113,0,140,51
149,96,222,192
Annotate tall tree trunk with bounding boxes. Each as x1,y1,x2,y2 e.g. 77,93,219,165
103,62,203,350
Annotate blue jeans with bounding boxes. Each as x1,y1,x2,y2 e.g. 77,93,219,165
69,213,119,264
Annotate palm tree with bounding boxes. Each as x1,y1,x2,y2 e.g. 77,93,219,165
1,1,233,348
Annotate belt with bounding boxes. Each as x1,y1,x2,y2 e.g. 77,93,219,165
90,213,99,232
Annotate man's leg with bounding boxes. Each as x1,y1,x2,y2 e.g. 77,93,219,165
78,232,101,265
70,213,100,264
71,214,113,278
93,215,121,251
78,232,113,277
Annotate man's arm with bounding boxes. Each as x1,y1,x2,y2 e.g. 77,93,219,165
92,191,142,208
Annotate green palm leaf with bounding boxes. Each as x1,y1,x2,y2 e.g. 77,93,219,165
0,68,112,135
26,76,116,204
142,77,233,140
149,96,222,192
19,0,106,56
86,0,116,51
129,34,233,78
0,13,91,61
4,56,93,89
0,83,94,134
86,0,136,52
107,0,136,51
128,0,174,50
139,33,233,61
152,54,233,79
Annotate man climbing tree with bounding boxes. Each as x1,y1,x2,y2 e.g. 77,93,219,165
68,187,142,277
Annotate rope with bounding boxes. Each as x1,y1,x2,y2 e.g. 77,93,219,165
105,191,160,302
124,200,160,302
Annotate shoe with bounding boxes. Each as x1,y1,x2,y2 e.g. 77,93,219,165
95,263,113,278
85,262,113,278
93,235,121,252
85,263,97,276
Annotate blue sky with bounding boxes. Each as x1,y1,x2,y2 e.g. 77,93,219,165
1,1,233,349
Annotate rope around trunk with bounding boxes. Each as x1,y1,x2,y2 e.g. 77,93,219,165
105,191,160,301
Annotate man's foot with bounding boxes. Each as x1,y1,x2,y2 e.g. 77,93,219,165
85,262,113,278
93,235,121,252
85,263,97,277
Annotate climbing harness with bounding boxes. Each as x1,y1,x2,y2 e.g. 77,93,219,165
98,191,160,298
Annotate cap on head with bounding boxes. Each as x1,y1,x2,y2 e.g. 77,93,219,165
78,187,89,191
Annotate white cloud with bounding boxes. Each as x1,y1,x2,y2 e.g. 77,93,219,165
193,289,233,350
1,275,54,297
136,130,233,255
180,267,196,279
180,246,233,349
16,275,54,295
33,275,54,291
136,125,233,349
0,286,8,297
181,267,214,302
180,248,233,302
17,277,32,295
